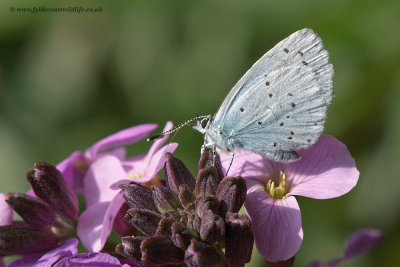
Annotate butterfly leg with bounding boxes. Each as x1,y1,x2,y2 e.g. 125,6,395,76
225,152,235,176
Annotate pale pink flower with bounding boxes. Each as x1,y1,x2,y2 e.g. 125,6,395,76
78,122,178,252
220,135,359,262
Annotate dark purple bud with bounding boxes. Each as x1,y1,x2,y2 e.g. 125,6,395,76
185,209,195,229
152,186,182,214
184,239,227,267
164,153,195,193
116,236,145,264
199,210,225,244
141,236,185,266
0,224,59,255
193,215,201,233
6,193,56,231
178,209,189,225
198,151,224,179
225,212,254,267
120,183,157,212
179,185,195,207
165,209,180,220
125,208,162,236
171,222,198,250
113,204,137,237
195,196,219,218
195,166,220,197
155,218,174,237
26,162,78,220
216,177,246,216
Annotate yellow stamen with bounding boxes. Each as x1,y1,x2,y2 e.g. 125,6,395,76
129,173,143,179
265,171,288,199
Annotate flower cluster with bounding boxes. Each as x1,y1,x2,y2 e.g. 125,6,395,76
0,122,382,267
116,152,254,267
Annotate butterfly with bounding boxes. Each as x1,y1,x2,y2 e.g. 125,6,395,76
150,28,333,163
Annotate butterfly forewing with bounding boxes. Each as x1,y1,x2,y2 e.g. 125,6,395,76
213,28,333,125
208,28,333,162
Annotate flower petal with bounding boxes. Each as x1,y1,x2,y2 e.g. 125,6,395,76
84,155,127,207
99,148,127,161
0,193,13,226
343,229,382,259
78,202,109,252
220,149,287,183
56,151,88,194
245,190,303,262
142,143,178,182
287,135,359,199
112,143,178,188
9,238,78,267
146,121,173,161
54,252,122,266
78,194,125,252
8,255,41,267
85,124,157,160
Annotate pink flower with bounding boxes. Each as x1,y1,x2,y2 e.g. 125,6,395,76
78,122,178,252
27,123,159,196
58,123,160,194
309,229,382,267
220,135,359,262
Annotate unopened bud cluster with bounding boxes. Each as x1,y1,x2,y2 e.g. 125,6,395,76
117,152,254,267
0,162,77,256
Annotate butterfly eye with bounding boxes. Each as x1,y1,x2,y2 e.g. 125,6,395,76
201,118,209,129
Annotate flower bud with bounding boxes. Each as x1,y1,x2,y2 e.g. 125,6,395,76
155,217,174,237
179,185,195,207
164,153,195,193
116,236,145,264
216,177,247,216
171,222,198,250
26,162,78,220
199,210,225,244
141,236,185,266
198,151,224,179
120,183,157,212
195,166,220,197
225,212,254,267
125,208,162,236
184,238,227,267
0,224,59,255
195,196,220,218
152,186,182,215
6,193,56,231
113,204,137,237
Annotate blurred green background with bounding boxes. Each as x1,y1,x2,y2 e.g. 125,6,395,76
1,0,399,266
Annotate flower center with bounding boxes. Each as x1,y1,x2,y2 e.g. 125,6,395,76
265,171,288,199
129,173,143,179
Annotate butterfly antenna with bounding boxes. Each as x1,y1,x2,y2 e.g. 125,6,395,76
147,115,208,142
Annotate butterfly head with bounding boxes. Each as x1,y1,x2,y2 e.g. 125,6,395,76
193,115,212,134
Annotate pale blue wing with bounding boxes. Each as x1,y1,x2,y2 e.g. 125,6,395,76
213,28,332,125
224,67,329,156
